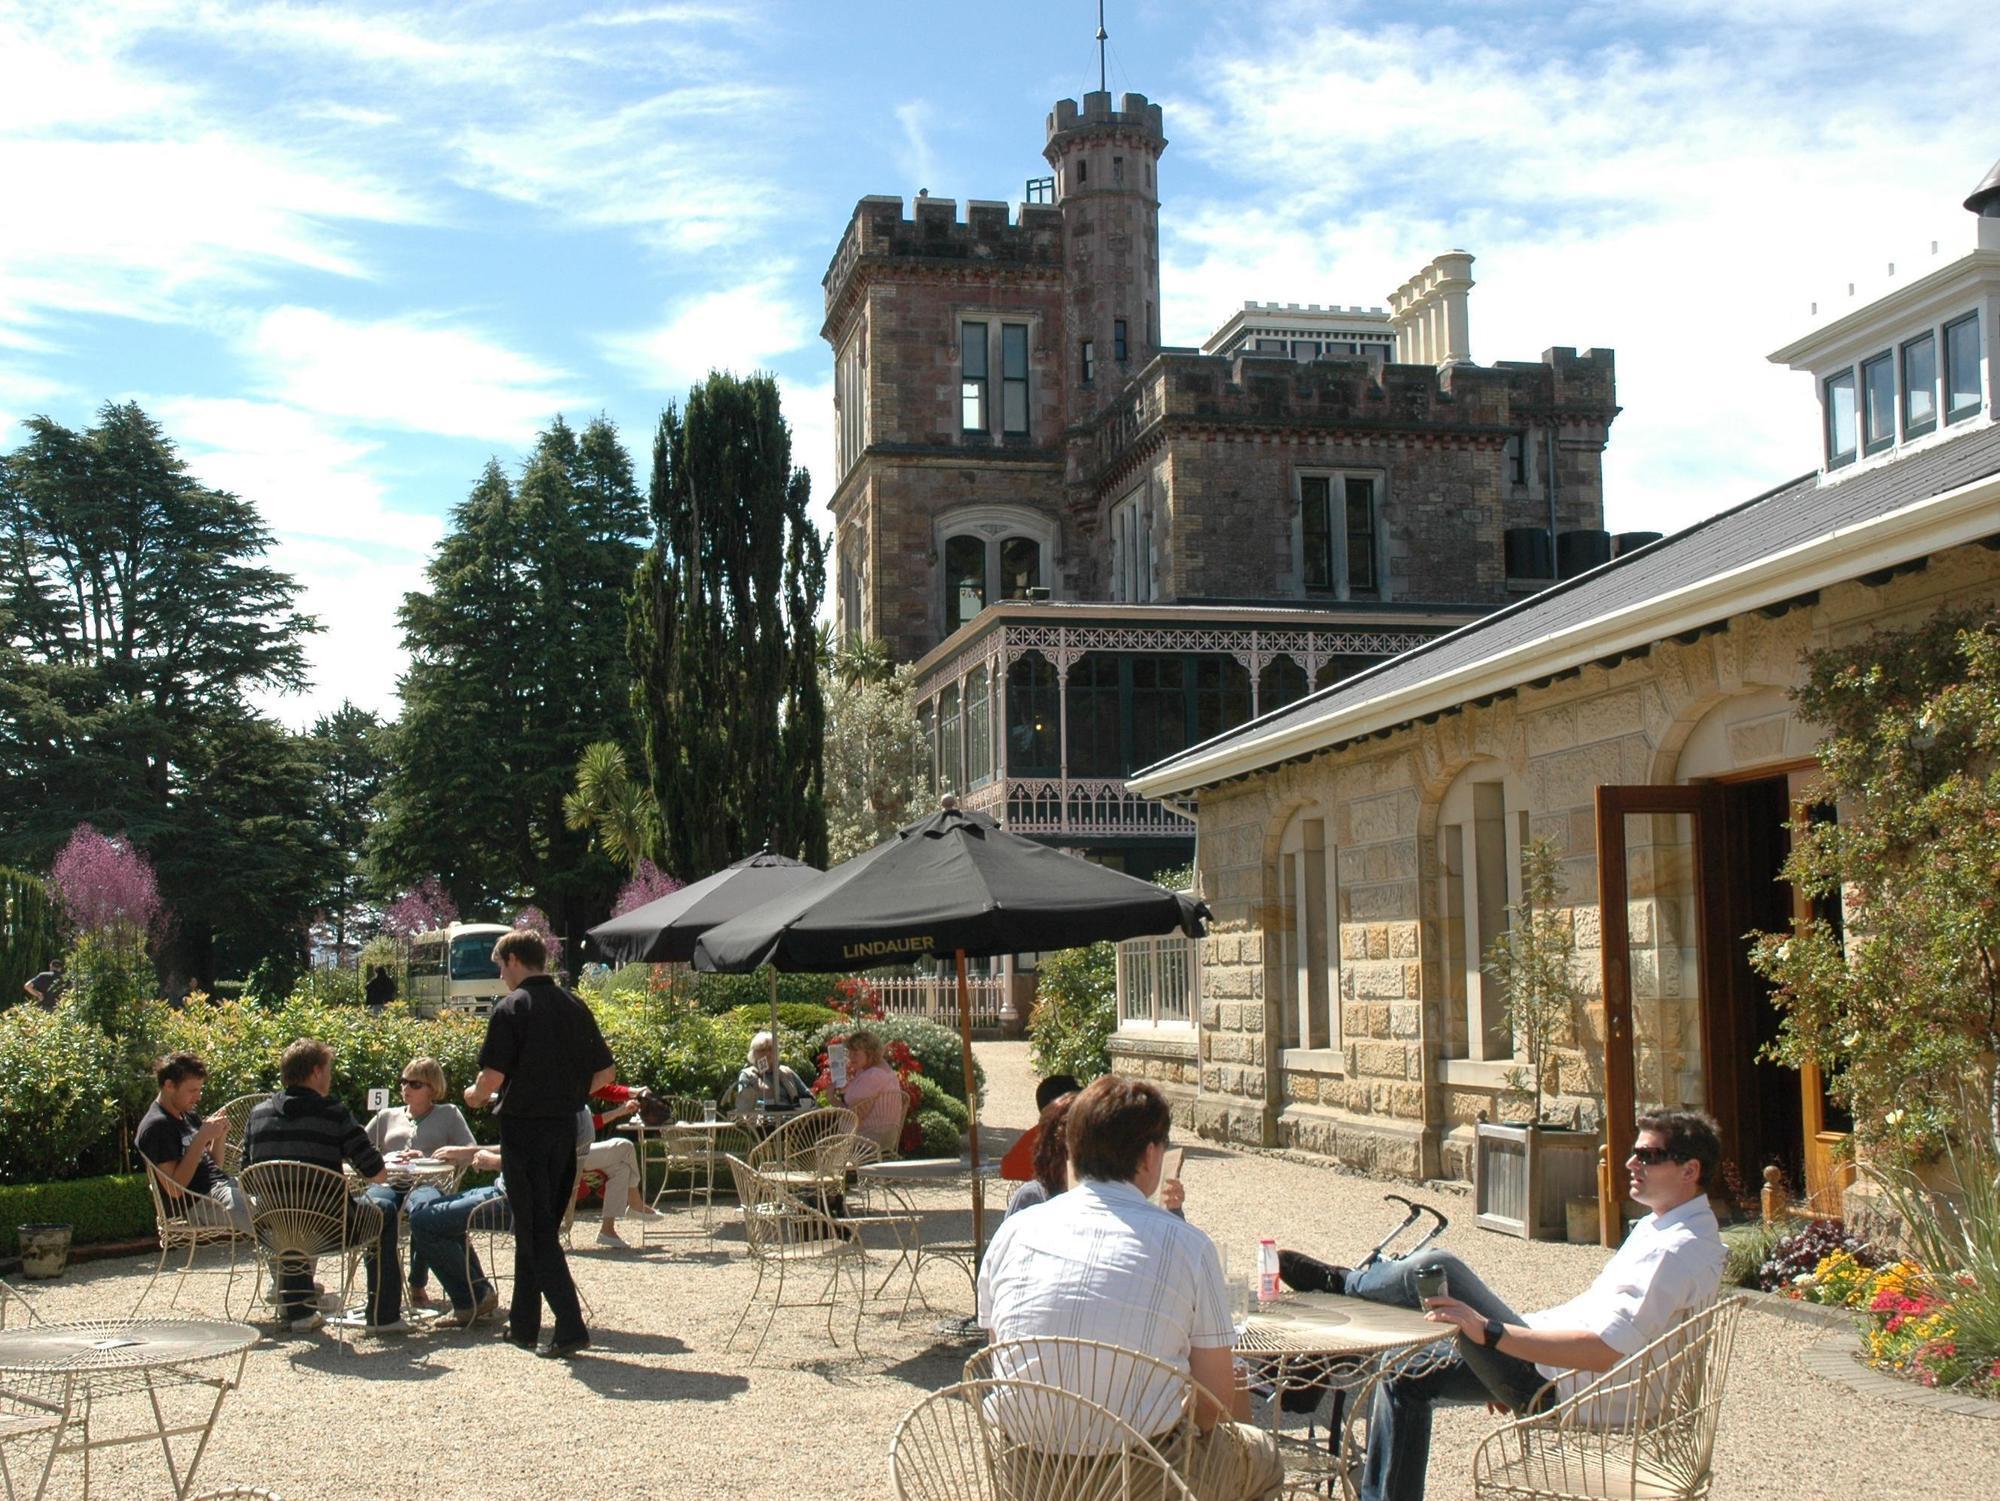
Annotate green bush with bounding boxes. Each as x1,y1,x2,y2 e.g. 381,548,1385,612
914,1109,962,1157
1722,1219,1792,1290
0,1009,124,1181
1029,942,1116,1082
0,1173,153,1255
677,969,855,1017
804,1015,984,1106
723,1002,840,1033
908,1070,969,1129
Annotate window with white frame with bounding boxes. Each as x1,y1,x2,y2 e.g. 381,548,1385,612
1820,309,1984,468
1945,312,1983,423
937,507,1058,635
1277,811,1338,1054
1117,932,1197,1027
835,328,867,473
960,317,1033,439
1437,769,1526,1061
1110,488,1156,602
1298,471,1381,599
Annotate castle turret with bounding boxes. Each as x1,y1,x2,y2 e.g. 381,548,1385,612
1043,91,1167,422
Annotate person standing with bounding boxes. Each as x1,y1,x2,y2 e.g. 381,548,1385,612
464,928,613,1359
21,963,61,1010
364,966,395,1011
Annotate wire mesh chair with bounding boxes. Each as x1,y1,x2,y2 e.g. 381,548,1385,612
0,1276,39,1330
965,1338,1281,1501
1471,1297,1745,1501
892,1378,1199,1501
747,1107,859,1214
237,1160,384,1346
0,1371,64,1501
215,1094,271,1175
722,1153,918,1363
133,1154,254,1319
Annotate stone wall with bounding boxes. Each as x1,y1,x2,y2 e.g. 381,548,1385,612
1181,542,2000,1181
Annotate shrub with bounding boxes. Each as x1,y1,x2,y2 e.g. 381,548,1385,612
914,1109,962,1157
0,1009,124,1181
680,969,856,1017
0,865,61,1009
806,1015,984,1106
1722,1218,1789,1290
1030,942,1116,1082
1756,1217,1883,1293
723,1002,841,1034
0,1173,153,1254
908,1070,969,1129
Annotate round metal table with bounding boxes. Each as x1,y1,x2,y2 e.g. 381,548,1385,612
1233,1293,1453,1499
0,1316,257,1500
618,1117,742,1237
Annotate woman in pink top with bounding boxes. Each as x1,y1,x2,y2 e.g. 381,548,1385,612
838,1029,907,1153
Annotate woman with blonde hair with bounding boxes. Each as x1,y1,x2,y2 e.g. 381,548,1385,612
364,1056,476,1309
837,1028,907,1153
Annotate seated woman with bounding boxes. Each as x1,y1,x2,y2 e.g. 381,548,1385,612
363,1056,476,1309
583,1081,665,1248
729,1031,812,1113
837,1028,907,1155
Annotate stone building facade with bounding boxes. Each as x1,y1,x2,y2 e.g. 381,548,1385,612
1127,173,2000,1229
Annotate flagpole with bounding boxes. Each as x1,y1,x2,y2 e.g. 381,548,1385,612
955,948,985,1269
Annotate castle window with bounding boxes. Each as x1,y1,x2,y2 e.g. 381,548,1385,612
1077,158,1088,185
1824,368,1857,467
1192,655,1251,743
1081,338,1096,386
938,683,962,794
964,665,993,790
1006,653,1059,775
1504,432,1527,487
1945,312,1983,423
1001,324,1029,434
1111,490,1155,602
917,702,936,794
1114,319,1128,364
960,321,988,432
1258,655,1308,714
1902,332,1937,438
1113,156,1124,184
1437,770,1525,1062
1275,811,1337,1055
1064,652,1122,778
835,329,867,473
1861,351,1895,456
945,534,986,632
1298,473,1381,599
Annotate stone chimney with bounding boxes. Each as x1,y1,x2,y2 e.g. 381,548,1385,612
1389,252,1476,365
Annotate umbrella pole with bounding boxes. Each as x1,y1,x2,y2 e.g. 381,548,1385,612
955,949,984,1271
768,968,780,1102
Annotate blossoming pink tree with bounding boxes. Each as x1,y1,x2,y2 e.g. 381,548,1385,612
383,877,458,939
512,904,563,966
612,859,682,916
50,824,162,942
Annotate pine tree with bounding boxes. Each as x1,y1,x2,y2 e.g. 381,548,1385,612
309,701,390,955
373,418,646,940
627,373,827,877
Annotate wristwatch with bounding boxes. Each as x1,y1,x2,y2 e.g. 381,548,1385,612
1483,1317,1507,1348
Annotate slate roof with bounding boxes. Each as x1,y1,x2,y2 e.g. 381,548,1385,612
1134,420,2000,789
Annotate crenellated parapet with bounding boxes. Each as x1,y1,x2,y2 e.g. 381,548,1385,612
1043,89,1167,158
822,194,1063,326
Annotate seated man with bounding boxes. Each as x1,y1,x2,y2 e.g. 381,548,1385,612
977,1075,1282,1501
406,1143,509,1326
1294,1110,1727,1501
135,1050,253,1233
242,1037,400,1335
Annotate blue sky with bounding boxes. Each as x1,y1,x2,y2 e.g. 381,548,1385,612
3,1,1993,726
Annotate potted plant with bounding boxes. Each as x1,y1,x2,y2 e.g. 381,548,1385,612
1474,837,1599,1239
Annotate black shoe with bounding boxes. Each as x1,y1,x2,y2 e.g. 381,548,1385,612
496,1328,538,1349
536,1332,591,1359
1278,1249,1350,1295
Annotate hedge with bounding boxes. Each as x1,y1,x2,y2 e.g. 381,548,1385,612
0,1174,153,1256
0,1008,126,1181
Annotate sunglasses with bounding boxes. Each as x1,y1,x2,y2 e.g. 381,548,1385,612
1627,1147,1685,1166
400,1078,431,1089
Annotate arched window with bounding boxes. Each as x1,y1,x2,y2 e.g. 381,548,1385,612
1260,655,1308,714
1006,653,1059,775
1437,765,1527,1061
936,506,1059,638
944,535,986,634
1275,809,1338,1055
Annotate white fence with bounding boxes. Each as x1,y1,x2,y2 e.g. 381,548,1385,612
1116,933,1199,1027
870,972,1011,1030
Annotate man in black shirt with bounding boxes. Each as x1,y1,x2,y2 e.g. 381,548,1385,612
364,966,394,1010
135,1051,252,1233
465,928,614,1358
21,964,60,1009
244,1037,398,1334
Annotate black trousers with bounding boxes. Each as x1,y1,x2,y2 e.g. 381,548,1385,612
499,1116,586,1343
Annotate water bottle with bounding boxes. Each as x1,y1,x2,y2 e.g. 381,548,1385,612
1257,1236,1281,1302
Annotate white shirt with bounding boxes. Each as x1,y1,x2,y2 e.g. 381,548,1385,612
1523,1194,1725,1401
976,1179,1232,1443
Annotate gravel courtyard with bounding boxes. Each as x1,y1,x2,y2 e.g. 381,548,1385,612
12,1041,1997,1499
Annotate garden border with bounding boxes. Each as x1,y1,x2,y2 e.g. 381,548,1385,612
1800,1332,2000,1419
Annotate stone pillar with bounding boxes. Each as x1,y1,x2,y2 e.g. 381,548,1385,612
1432,251,1475,364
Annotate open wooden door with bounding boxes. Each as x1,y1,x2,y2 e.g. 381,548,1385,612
1594,784,1730,1247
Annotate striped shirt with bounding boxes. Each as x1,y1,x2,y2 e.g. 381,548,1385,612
244,1088,384,1179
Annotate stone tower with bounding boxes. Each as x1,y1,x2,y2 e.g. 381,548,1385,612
1043,91,1167,423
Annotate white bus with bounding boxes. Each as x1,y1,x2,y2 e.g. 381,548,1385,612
406,923,514,1015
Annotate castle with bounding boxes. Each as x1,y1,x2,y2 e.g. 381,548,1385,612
822,88,1626,876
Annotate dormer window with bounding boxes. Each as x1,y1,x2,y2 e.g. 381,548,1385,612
1861,351,1895,456
1824,370,1858,469
1902,333,1937,438
1945,313,1983,423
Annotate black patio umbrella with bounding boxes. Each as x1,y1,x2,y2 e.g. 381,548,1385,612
584,850,824,1063
692,797,1209,1263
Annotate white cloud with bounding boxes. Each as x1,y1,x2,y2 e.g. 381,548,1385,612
780,374,836,544
1163,9,1996,535
603,277,816,398
249,534,429,728
245,306,583,444
895,100,939,191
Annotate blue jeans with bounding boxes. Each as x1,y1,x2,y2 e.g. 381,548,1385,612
1346,1251,1548,1501
407,1183,506,1311
276,1194,400,1325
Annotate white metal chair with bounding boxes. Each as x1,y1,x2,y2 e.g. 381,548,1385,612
238,1160,385,1345
892,1378,1199,1501
215,1093,271,1175
1471,1297,1745,1501
722,1153,918,1363
0,1372,63,1501
965,1338,1281,1501
133,1154,254,1318
0,1276,39,1330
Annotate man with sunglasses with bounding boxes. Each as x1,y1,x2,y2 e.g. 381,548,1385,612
1285,1110,1726,1501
